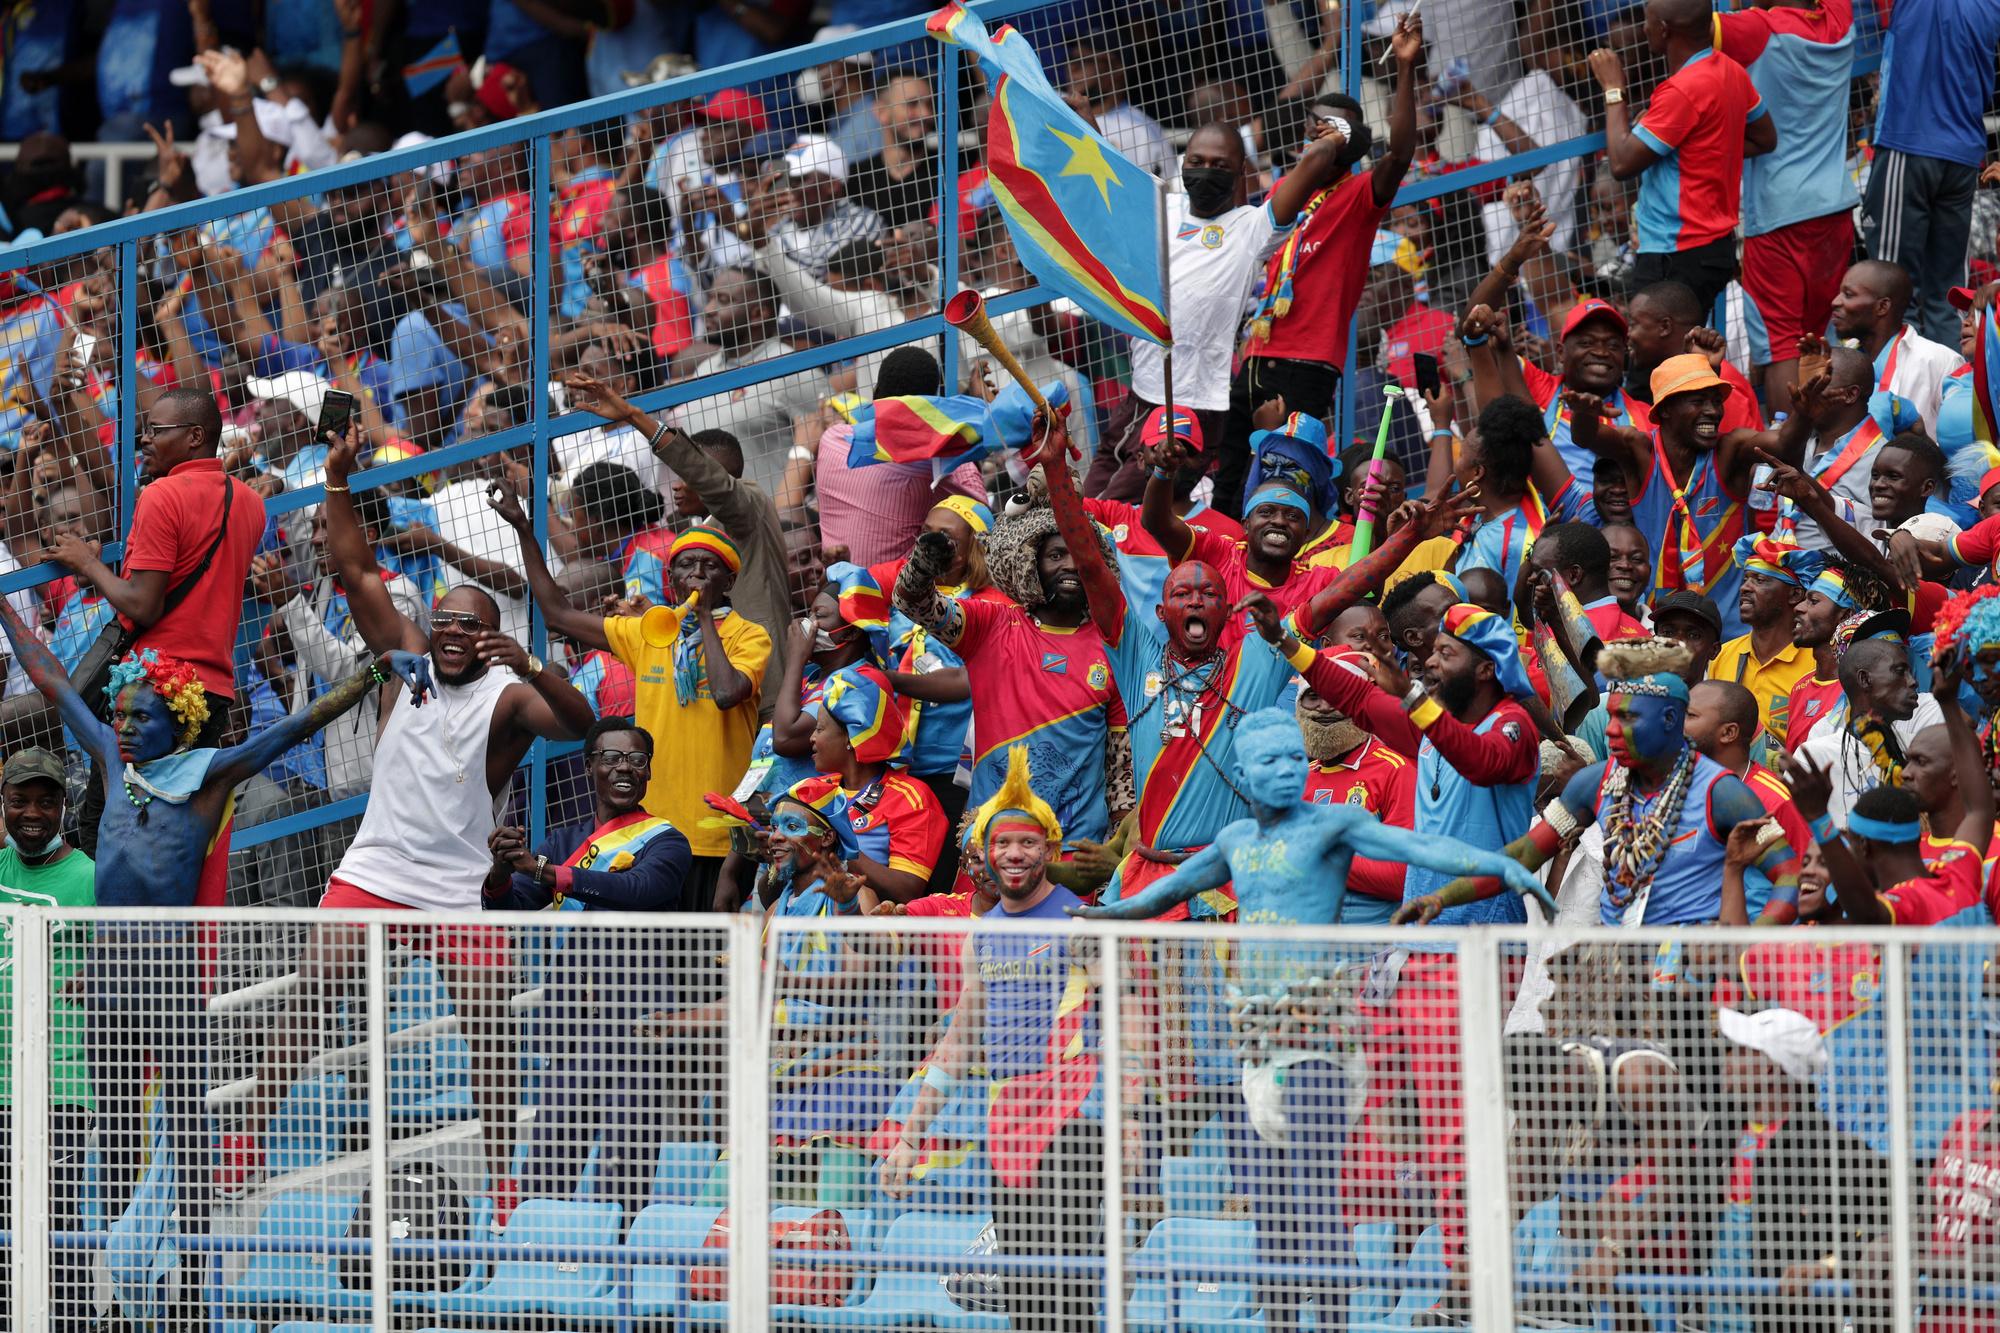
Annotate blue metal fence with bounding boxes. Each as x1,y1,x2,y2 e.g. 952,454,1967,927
0,0,1884,864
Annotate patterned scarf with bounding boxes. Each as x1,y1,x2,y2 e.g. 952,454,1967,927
1243,182,1338,344
672,607,730,706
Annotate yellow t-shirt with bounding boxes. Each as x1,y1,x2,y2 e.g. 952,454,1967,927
604,603,774,859
1708,633,1814,745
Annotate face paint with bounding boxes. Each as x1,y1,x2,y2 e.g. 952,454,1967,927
772,810,817,839
112,682,182,764
1160,563,1227,655
1232,716,1310,811
985,823,1051,897
1605,689,1684,767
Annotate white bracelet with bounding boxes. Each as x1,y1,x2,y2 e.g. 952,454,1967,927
1541,799,1582,841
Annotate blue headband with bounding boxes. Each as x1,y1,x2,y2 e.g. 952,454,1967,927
1246,483,1312,519
1846,814,1922,845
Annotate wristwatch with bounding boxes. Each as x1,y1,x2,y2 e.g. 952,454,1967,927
1401,681,1427,709
534,854,551,883
517,654,544,679
1603,87,1625,105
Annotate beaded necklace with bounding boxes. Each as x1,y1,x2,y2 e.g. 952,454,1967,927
1601,744,1698,911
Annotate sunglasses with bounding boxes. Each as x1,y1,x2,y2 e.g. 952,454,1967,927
430,611,490,632
588,748,652,770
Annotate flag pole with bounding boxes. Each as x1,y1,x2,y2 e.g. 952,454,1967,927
1158,177,1175,459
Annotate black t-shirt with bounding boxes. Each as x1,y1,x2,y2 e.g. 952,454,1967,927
847,148,953,231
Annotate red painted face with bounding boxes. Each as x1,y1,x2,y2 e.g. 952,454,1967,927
1158,562,1227,654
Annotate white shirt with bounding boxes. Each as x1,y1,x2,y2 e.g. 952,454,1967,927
0,542,41,698
428,478,532,645
564,420,677,500
1096,102,1176,180
1796,693,1944,824
1476,70,1587,262
1129,195,1291,412
1876,324,1965,438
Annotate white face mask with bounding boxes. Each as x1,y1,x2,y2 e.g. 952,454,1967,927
7,830,58,858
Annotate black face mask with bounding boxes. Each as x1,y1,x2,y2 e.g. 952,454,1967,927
1181,166,1236,217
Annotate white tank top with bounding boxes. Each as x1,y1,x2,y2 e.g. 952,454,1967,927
331,660,515,911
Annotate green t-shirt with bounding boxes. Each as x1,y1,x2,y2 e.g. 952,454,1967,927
0,845,96,1109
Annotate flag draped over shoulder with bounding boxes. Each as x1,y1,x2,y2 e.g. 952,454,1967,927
847,394,1001,477
1973,300,2000,448
927,2,1171,346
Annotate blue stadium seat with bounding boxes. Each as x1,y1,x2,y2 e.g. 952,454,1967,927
270,1324,371,1333
1348,1221,1401,1327
629,1202,725,1320
1161,1154,1233,1219
651,1140,722,1205
1128,1216,1261,1332
218,1190,367,1315
430,1198,622,1318
1355,1223,1450,1331
810,1210,1007,1331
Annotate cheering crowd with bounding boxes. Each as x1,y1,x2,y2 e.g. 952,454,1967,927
9,0,2000,1328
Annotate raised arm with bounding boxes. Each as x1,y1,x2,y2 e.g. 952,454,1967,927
1292,486,1475,639
321,428,427,655
207,651,430,792
1023,408,1124,640
1754,450,1902,589
1345,812,1556,911
1939,651,1994,854
1366,13,1423,207
1784,749,1883,922
1564,389,1652,495
1588,49,1662,181
892,531,967,648
486,484,612,652
1708,774,1800,925
1070,841,1232,919
0,595,114,765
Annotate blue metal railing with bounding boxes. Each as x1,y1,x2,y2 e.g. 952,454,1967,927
0,1,1885,872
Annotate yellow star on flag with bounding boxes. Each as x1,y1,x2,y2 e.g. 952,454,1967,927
1049,124,1120,210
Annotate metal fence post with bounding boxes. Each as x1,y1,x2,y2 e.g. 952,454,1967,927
726,914,770,1331
367,921,391,1333
1336,0,1361,457
1099,928,1125,1333
117,239,139,534
528,133,554,851
1882,940,1915,1333
938,47,962,390
13,907,51,1333
1454,934,1516,1333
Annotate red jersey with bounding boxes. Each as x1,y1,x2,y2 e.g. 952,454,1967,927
903,890,977,1010
122,458,266,698
1784,672,1844,752
1922,830,2000,923
1884,836,1987,926
1584,596,1649,644
1922,1108,2000,1333
1381,302,1457,389
1633,49,1766,252
1183,525,1341,621
1303,737,1415,903
1739,936,1880,1038
793,772,947,882
1246,171,1390,370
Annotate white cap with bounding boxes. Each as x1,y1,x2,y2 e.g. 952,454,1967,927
392,131,454,183
784,134,848,183
1874,510,1962,546
810,24,876,64
1717,1007,1827,1085
245,370,331,429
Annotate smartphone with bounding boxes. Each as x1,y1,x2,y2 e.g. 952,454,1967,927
70,331,97,370
1413,352,1442,398
317,389,357,444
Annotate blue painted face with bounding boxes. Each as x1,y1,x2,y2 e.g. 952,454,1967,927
1232,717,1309,811
1605,689,1683,767
112,682,180,764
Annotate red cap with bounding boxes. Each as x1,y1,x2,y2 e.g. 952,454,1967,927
700,88,770,131
476,63,526,121
1912,579,1949,636
1141,406,1203,453
1950,285,1982,312
1561,297,1628,340
1980,465,2000,499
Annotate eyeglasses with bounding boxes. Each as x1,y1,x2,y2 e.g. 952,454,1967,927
141,421,195,438
430,611,490,632
588,748,652,770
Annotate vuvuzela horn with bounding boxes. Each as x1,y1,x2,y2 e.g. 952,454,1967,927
944,289,1048,413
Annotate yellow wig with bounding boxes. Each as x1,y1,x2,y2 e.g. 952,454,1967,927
968,744,1063,851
